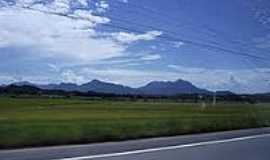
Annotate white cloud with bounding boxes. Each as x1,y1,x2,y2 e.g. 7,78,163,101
119,0,128,3
72,9,110,24
173,41,185,48
95,0,109,13
246,0,270,28
0,1,163,64
245,0,270,49
111,31,163,44
75,67,181,86
0,73,57,85
0,1,126,62
168,64,205,73
140,54,161,61
99,1,109,9
78,0,88,7
48,64,60,72
43,0,70,14
32,65,266,93
17,0,71,14
1,63,269,93
254,34,270,49
61,70,86,84
0,75,17,84
168,64,270,93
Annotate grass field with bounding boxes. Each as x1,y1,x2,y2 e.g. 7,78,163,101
0,96,270,149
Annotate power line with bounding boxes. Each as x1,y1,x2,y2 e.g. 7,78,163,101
18,0,269,57
14,5,270,62
93,22,270,61
97,13,222,47
107,1,270,56
20,1,270,58
99,13,270,61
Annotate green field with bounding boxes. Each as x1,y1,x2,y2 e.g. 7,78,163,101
0,97,270,149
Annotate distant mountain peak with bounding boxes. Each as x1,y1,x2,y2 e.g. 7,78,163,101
11,81,36,87
175,79,191,83
89,79,108,85
58,82,78,87
139,79,211,95
79,79,137,94
91,79,102,82
59,82,77,85
10,79,212,96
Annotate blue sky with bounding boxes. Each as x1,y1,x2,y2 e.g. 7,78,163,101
0,0,270,93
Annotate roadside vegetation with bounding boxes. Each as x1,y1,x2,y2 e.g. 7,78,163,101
0,96,270,149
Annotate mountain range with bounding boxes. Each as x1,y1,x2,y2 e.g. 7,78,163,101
11,79,213,96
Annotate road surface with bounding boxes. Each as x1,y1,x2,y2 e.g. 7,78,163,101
1,128,270,160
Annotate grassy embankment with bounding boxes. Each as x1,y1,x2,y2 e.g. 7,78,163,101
0,96,270,149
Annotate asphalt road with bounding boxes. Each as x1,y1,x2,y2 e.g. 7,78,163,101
93,133,270,160
1,128,270,160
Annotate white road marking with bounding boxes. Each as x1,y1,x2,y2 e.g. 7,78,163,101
57,133,270,160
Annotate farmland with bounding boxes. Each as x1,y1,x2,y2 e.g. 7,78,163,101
0,96,270,149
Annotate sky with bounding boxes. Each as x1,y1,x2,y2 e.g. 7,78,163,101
0,0,270,93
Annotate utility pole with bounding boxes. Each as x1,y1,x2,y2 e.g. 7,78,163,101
212,91,216,106
199,95,206,110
